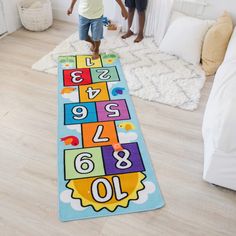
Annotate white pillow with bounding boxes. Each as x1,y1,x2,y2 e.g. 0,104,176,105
160,12,212,65
224,26,236,63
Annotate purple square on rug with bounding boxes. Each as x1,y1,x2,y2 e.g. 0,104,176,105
101,142,145,175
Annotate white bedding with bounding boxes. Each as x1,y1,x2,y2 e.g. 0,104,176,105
224,26,236,63
202,60,236,190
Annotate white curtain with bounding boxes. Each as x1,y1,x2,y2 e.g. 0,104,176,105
109,0,174,45
0,0,7,35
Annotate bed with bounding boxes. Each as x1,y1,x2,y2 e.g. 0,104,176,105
202,27,236,190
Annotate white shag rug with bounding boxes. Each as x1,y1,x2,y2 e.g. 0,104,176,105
32,32,206,111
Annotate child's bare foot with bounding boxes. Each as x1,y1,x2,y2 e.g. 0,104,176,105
122,30,134,39
90,42,95,52
134,34,144,43
92,51,100,60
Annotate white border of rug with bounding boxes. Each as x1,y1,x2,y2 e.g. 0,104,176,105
32,32,205,111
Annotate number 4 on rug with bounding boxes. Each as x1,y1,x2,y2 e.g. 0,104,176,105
86,87,101,99
79,82,110,102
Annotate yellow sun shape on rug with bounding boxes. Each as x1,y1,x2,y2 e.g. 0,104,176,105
67,172,146,212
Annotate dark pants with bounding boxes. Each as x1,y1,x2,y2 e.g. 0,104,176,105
125,0,148,12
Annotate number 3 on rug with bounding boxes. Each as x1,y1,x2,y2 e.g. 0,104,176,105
71,71,83,83
63,68,92,86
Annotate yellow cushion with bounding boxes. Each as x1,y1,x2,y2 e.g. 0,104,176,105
202,12,233,76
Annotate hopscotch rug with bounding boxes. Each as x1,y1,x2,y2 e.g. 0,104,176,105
58,54,165,221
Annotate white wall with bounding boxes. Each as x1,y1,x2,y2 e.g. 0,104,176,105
51,0,119,23
203,0,236,23
52,0,236,24
174,0,236,23
1,0,118,33
51,0,78,23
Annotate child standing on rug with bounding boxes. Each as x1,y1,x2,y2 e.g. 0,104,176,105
122,0,148,43
67,0,128,59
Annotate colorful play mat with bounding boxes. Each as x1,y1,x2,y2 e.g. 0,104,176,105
57,54,164,221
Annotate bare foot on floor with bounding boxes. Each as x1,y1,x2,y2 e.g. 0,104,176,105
134,34,144,43
90,43,95,52
92,51,100,60
122,30,134,39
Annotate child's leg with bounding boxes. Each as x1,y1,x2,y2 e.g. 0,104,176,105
79,15,94,50
85,36,95,51
122,0,136,39
134,10,145,43
122,7,135,39
90,17,103,59
134,0,147,43
93,41,101,59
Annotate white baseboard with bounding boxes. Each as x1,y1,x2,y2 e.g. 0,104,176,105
0,32,8,39
53,8,77,23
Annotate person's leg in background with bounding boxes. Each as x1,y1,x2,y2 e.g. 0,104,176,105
122,0,135,39
134,0,148,43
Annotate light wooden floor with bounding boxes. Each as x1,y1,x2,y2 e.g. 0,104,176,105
0,21,235,236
